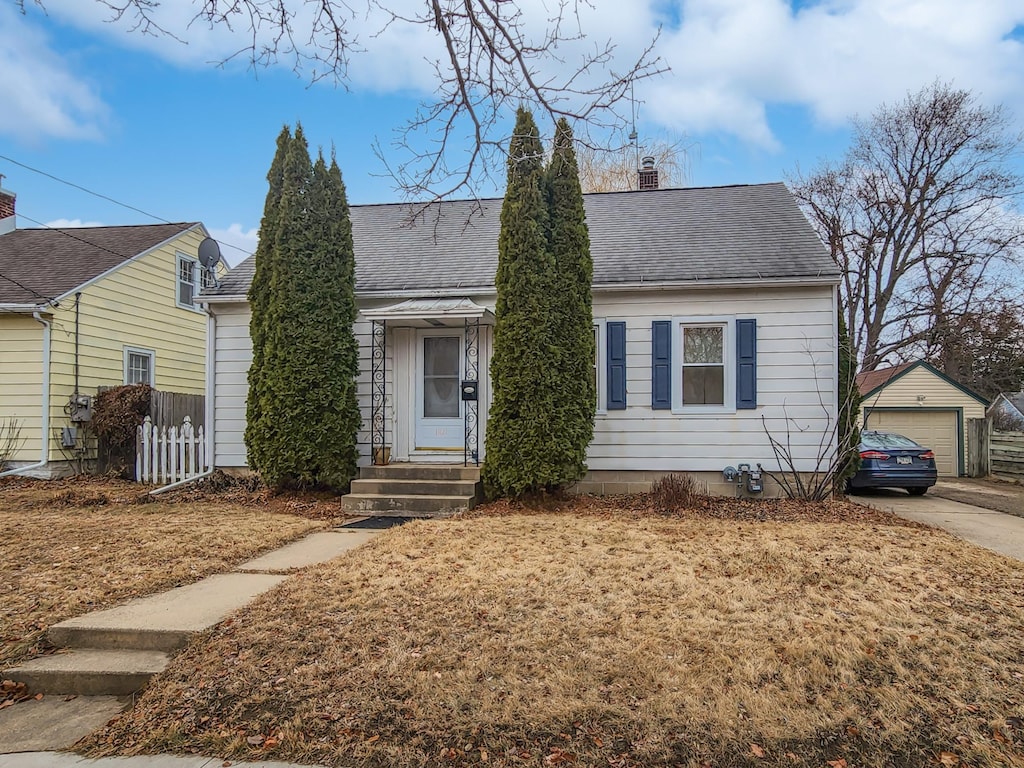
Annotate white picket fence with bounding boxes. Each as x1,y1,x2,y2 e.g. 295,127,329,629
136,415,210,484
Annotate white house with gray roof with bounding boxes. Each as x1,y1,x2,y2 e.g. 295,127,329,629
201,182,841,498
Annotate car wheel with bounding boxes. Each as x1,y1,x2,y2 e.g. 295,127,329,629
907,487,927,496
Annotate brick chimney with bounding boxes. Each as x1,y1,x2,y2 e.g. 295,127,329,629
0,177,15,235
638,155,659,191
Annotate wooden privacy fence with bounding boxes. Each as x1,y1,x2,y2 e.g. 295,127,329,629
150,390,205,429
136,416,210,484
991,430,1024,483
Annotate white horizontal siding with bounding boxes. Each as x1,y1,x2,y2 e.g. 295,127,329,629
209,283,838,476
589,285,837,473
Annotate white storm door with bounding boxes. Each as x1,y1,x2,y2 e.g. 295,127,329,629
415,330,464,451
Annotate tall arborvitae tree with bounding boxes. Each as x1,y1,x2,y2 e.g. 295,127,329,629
545,118,594,483
245,125,291,474
482,108,561,497
245,126,361,488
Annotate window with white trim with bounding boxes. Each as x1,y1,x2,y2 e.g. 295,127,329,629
176,253,212,310
124,347,155,386
177,254,196,308
671,317,735,413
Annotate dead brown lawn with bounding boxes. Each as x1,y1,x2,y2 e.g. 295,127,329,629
82,500,1024,768
0,476,333,668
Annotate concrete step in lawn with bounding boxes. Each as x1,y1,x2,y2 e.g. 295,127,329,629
2,532,376,702
4,650,170,697
47,573,287,653
3,575,287,697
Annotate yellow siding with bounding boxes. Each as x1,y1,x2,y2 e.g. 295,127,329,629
860,365,986,473
45,227,209,461
0,314,44,462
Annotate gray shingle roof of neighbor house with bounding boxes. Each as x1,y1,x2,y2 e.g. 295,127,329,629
0,223,200,304
206,182,838,298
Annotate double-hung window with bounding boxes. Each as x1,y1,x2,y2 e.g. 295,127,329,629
177,254,197,309
681,324,726,406
124,347,155,386
177,253,213,310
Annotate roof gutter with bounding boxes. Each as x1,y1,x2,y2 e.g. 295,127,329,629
202,275,840,305
0,310,51,478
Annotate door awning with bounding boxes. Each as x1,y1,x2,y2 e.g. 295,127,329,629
362,297,494,326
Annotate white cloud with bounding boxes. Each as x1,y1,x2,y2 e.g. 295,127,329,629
45,218,105,228
0,3,108,143
645,0,1024,148
208,223,258,267
18,0,1024,153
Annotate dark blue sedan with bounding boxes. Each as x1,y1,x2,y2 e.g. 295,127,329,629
848,431,938,496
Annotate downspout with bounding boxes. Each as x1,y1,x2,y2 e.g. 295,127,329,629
0,310,51,477
150,308,216,495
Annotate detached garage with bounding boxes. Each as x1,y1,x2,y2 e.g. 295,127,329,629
856,361,988,477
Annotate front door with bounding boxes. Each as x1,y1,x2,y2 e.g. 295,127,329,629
415,330,464,451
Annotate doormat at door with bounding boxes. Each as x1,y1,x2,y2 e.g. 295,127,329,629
340,516,413,530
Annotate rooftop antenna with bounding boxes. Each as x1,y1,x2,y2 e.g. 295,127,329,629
628,82,640,185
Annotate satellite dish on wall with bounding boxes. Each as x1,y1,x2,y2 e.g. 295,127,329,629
198,237,222,269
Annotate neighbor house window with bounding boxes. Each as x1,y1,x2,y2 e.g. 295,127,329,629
681,325,725,405
124,347,155,386
177,254,201,309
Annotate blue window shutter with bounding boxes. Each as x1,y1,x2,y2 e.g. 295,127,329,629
607,321,626,410
736,318,757,409
651,320,672,409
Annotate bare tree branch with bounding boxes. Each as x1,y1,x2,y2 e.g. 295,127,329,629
62,0,666,200
791,81,1024,371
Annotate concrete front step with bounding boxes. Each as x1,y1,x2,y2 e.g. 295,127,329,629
359,463,481,481
47,572,287,653
5,649,169,696
341,492,476,515
350,477,480,496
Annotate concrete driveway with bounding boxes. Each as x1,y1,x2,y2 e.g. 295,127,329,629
857,490,1024,562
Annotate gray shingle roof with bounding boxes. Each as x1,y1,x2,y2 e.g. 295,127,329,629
0,223,199,304
207,183,836,298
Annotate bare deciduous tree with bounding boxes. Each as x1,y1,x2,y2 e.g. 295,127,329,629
791,82,1024,371
576,135,691,193
925,300,1024,401
22,0,665,200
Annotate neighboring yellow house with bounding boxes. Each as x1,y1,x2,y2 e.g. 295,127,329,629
0,187,215,477
856,360,988,477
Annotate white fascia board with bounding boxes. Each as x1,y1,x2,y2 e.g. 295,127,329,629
50,223,206,303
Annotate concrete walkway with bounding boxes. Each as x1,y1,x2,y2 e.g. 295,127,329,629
0,526,380,762
858,490,1024,561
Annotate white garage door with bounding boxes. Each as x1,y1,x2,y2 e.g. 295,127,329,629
865,410,958,477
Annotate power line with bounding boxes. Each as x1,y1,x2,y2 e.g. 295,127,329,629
0,154,254,260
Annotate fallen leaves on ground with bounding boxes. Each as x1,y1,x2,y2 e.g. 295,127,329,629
0,476,334,667
78,503,1024,768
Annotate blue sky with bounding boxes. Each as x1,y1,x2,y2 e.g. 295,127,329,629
2,0,1024,266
